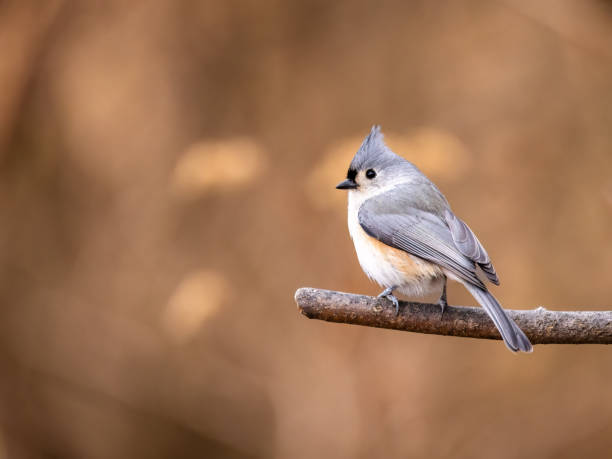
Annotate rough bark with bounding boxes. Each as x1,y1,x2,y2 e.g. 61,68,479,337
295,287,612,345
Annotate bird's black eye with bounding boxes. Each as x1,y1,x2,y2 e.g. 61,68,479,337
365,169,376,179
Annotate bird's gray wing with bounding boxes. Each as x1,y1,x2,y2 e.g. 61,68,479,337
443,209,499,285
358,199,486,289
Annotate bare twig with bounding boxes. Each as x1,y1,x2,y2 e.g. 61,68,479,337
295,288,612,345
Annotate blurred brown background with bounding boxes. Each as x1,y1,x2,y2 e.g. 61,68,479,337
1,1,612,458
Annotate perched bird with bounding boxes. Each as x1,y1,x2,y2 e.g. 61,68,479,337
336,126,532,353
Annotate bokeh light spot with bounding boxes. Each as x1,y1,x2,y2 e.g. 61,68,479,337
163,270,229,343
172,138,265,198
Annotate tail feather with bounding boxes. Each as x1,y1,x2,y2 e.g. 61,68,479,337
464,283,532,353
478,261,499,285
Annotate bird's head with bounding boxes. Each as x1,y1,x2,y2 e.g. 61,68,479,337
336,126,414,196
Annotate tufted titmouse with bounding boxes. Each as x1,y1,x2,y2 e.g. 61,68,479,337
336,126,532,353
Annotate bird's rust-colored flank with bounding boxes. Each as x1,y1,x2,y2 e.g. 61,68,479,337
368,234,441,279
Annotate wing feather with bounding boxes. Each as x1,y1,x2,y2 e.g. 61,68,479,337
358,202,486,289
444,210,499,285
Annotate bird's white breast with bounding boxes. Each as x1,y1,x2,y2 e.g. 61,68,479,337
347,190,442,297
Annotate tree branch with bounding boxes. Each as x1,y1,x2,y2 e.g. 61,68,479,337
294,287,612,345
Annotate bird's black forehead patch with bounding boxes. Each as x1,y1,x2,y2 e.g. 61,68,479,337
347,168,357,181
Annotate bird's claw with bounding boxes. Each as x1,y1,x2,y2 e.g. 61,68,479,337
377,287,394,298
377,287,399,316
388,294,400,316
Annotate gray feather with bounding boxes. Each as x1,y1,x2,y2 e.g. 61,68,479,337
349,126,417,179
444,210,499,285
464,284,532,353
350,126,397,171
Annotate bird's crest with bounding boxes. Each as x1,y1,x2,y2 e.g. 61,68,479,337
349,125,403,172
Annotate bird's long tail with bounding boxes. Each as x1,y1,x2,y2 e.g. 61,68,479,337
463,283,532,353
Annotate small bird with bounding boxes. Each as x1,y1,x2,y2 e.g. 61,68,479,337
336,126,532,353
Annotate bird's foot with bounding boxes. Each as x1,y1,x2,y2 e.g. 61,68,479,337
377,286,395,298
438,297,448,319
437,277,448,320
377,287,400,316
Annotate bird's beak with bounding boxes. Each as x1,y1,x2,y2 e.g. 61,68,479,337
336,179,358,190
